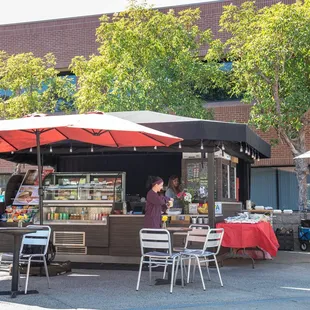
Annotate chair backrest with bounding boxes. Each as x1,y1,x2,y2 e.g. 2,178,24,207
20,225,51,256
184,224,210,249
139,228,172,256
203,228,224,255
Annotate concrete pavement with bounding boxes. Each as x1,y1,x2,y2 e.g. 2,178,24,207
0,251,310,310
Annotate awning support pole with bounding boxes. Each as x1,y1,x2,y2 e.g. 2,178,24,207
208,151,215,228
36,131,43,225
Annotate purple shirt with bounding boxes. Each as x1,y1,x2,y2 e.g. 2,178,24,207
144,190,169,228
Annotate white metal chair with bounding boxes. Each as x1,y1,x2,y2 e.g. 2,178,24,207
180,228,224,290
20,225,51,294
136,228,183,294
167,224,210,280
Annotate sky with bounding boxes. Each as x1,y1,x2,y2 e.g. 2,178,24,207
0,0,214,25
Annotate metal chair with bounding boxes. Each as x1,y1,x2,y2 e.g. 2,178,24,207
136,228,183,294
167,224,210,280
180,228,224,290
20,225,51,294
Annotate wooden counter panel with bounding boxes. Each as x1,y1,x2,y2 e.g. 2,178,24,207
49,224,109,248
109,217,144,256
87,247,110,255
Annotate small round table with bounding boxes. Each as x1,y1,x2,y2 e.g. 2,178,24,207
0,226,44,298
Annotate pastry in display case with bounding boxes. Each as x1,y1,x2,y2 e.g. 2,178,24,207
40,172,126,225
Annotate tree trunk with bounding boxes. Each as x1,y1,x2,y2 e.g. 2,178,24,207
294,158,308,211
280,129,308,211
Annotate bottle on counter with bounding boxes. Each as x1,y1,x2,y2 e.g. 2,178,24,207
81,208,85,221
122,202,127,215
84,208,88,220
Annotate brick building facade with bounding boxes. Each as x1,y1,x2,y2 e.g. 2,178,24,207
0,0,303,209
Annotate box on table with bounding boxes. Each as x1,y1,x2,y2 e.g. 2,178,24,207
170,215,190,225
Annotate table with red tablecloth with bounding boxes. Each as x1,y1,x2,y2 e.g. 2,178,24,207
216,222,279,257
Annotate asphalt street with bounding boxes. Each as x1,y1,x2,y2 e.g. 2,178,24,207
0,251,310,310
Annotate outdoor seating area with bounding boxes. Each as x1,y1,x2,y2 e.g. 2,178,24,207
1,250,310,309
0,110,278,300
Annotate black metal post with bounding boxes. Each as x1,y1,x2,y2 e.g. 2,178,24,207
36,131,43,225
11,234,21,297
208,151,215,228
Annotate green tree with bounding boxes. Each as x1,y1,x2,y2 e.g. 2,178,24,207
0,51,75,118
70,1,223,118
207,1,310,210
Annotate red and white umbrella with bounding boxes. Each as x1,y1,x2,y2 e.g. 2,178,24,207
0,112,182,152
0,112,182,224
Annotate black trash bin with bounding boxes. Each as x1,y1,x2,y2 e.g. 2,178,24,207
275,227,294,251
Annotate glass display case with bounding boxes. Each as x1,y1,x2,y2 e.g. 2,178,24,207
39,172,126,225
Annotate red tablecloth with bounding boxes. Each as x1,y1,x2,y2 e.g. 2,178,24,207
216,222,279,257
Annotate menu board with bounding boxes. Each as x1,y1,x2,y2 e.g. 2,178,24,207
13,168,54,205
199,165,208,198
186,162,201,191
185,160,218,200
13,186,39,205
222,164,229,199
229,166,236,199
23,170,39,185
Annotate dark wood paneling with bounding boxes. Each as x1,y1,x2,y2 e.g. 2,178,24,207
87,247,110,255
58,153,182,197
109,217,144,256
109,247,140,256
50,224,109,247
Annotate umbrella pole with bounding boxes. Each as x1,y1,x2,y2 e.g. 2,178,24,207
36,131,43,225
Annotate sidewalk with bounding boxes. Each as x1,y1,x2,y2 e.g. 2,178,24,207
0,251,310,310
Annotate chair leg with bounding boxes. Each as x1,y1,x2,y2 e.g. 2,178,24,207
25,258,32,294
149,258,152,286
196,257,206,291
174,258,180,286
43,257,51,289
163,259,168,279
191,258,197,283
180,258,184,288
214,255,223,287
187,257,191,284
170,258,176,294
206,260,211,281
136,256,144,291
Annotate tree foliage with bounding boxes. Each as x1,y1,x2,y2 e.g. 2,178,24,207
0,52,75,118
207,0,310,210
71,2,223,118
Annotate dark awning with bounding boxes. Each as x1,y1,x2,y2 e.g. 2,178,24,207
108,111,271,158
0,111,270,165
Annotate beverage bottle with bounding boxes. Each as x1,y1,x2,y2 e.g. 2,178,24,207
122,202,127,215
81,208,85,221
84,208,88,220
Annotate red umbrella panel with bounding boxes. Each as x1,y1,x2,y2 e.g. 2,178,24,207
0,113,182,152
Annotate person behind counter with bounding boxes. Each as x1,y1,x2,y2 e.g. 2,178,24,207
144,176,172,229
165,175,183,212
